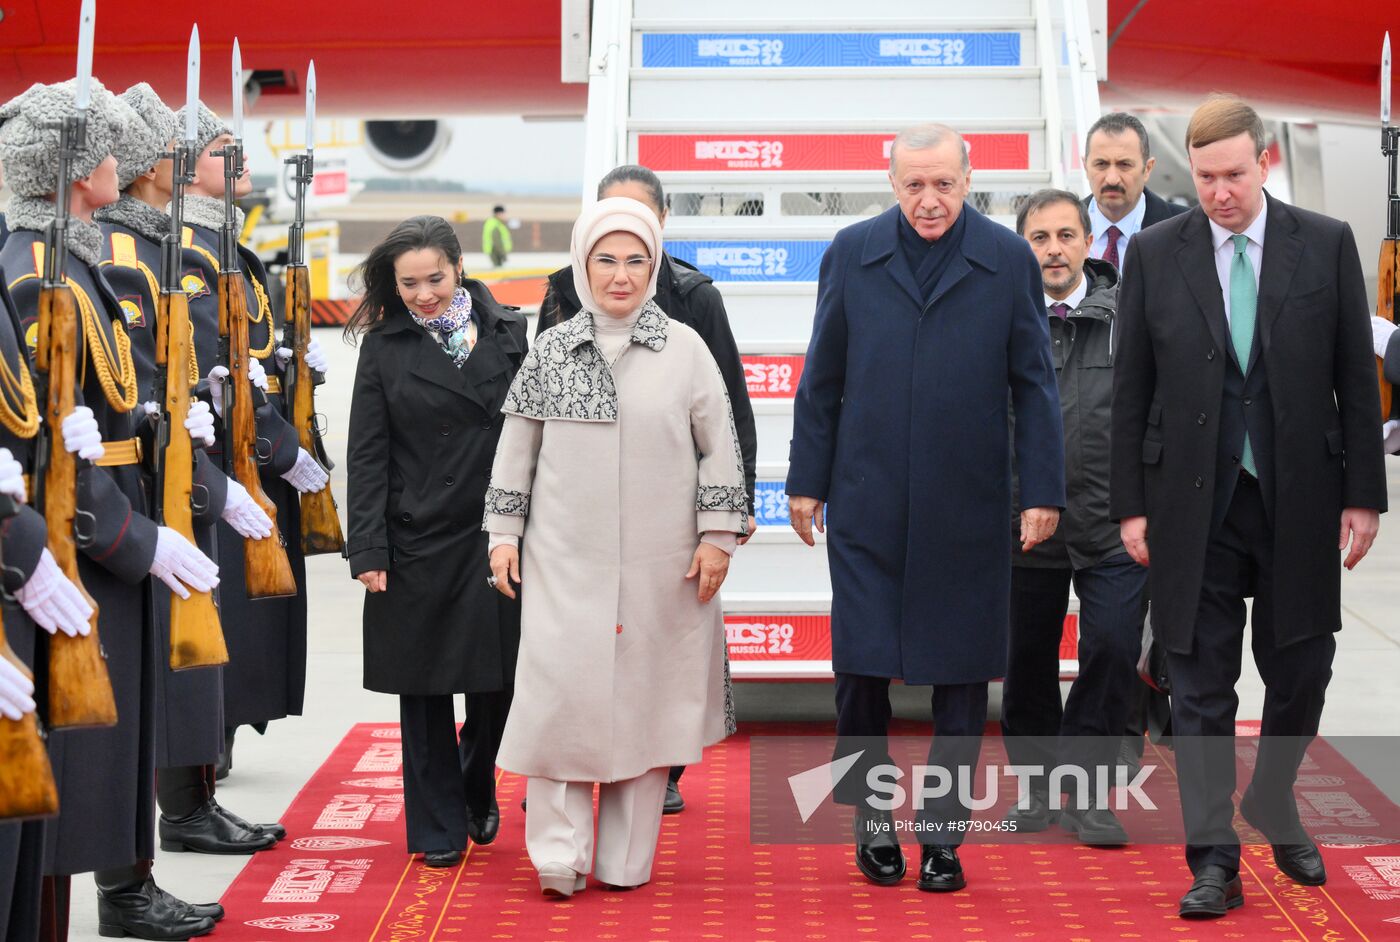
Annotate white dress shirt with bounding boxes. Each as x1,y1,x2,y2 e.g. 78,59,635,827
1089,194,1147,269
1208,202,1267,329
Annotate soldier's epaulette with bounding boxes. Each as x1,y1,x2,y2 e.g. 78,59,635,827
108,231,139,268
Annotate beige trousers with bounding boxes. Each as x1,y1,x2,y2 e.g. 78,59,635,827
524,767,670,887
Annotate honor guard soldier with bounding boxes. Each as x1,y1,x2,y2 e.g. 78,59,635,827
97,83,287,859
0,80,223,941
0,167,96,942
181,102,329,775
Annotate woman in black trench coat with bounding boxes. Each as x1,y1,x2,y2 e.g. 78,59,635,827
345,216,527,867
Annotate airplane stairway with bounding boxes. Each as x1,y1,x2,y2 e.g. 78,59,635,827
580,0,1105,679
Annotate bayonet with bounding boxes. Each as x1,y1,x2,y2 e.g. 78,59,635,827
232,39,244,143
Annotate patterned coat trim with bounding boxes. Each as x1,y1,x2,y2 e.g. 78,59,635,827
484,486,530,518
697,484,747,512
502,300,669,422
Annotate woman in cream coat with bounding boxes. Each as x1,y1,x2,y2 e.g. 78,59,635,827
486,197,747,897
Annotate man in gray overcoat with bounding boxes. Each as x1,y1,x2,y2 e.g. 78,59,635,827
787,124,1066,893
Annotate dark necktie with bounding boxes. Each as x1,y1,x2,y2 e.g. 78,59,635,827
1102,225,1123,269
1050,302,1070,319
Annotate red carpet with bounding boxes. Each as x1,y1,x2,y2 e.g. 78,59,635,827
214,722,1400,940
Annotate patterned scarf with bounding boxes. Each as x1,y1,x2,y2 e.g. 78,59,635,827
411,287,477,367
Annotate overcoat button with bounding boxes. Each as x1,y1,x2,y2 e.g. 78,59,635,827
444,476,455,486
1244,398,1253,406
1207,349,1216,360
1194,476,1204,488
439,423,450,436
1197,413,1207,425
481,420,494,429
400,512,412,523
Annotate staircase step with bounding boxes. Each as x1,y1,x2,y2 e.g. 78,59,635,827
629,67,1042,124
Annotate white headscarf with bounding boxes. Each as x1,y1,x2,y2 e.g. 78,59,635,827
569,196,664,319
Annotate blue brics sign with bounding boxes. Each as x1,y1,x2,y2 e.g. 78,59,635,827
667,240,828,283
753,482,790,528
641,32,1022,69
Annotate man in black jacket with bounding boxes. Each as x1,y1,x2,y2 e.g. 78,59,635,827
536,165,756,814
1002,190,1145,847
1083,113,1187,272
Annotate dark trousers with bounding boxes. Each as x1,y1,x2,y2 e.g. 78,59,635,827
833,673,988,846
156,764,217,819
0,820,44,942
1001,554,1147,795
1167,476,1334,875
400,689,512,854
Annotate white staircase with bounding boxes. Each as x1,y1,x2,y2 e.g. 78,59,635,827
582,0,1103,679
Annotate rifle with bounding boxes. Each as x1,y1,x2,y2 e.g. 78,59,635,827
157,34,227,669
282,63,345,556
1380,33,1397,421
0,495,60,820
214,128,297,599
32,41,117,728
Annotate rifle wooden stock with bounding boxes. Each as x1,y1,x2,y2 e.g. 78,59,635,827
157,290,227,669
0,617,59,820
35,284,115,729
284,264,344,556
218,271,296,598
1380,239,1397,420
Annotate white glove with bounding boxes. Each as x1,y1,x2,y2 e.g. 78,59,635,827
142,400,160,416
0,447,26,503
206,366,228,418
60,406,104,462
247,356,269,392
185,400,215,448
222,478,274,539
281,448,329,494
1384,419,1400,455
1374,316,1399,359
277,340,329,374
15,549,93,637
306,338,328,373
150,526,219,599
0,655,35,721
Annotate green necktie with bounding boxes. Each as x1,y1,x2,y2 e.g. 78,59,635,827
1229,234,1257,476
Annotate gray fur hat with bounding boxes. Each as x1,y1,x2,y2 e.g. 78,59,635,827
194,102,230,156
114,83,178,190
0,79,126,198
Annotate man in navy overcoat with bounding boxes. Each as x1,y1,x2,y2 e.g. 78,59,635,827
787,124,1066,893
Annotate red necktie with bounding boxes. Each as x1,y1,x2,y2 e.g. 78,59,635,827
1050,302,1070,320
1102,225,1123,269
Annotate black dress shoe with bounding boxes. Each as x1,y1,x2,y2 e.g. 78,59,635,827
1239,790,1326,885
917,844,967,892
147,883,224,924
97,877,216,940
466,797,500,846
1269,840,1326,885
852,808,906,886
663,779,685,814
1178,865,1244,918
1059,806,1130,846
1003,791,1059,832
211,798,287,842
159,801,278,854
423,850,462,868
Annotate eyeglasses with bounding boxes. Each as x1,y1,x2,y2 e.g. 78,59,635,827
589,254,653,275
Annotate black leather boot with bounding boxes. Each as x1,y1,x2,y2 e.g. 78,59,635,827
95,863,216,940
159,801,278,854
211,798,287,842
852,807,906,886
